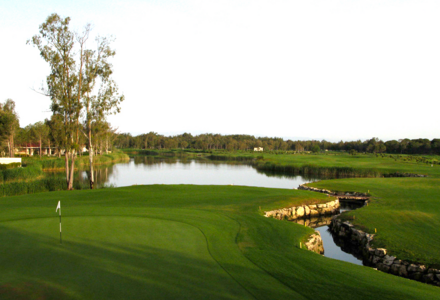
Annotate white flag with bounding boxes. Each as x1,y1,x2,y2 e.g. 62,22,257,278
56,201,60,213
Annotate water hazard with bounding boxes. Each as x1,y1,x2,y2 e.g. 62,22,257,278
77,156,324,189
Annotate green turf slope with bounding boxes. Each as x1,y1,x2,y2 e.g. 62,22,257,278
309,177,440,267
0,185,438,300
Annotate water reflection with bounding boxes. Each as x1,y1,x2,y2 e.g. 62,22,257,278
314,201,366,266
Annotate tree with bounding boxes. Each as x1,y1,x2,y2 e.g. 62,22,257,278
81,35,124,189
29,13,123,190
45,114,65,157
30,121,49,158
311,144,321,153
0,99,19,157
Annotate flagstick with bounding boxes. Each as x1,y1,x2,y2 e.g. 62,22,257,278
56,201,62,244
59,205,62,244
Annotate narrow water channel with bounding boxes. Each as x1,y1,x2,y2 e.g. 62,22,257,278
290,201,365,265
315,201,365,266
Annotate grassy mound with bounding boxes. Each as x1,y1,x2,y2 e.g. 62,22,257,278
0,185,438,299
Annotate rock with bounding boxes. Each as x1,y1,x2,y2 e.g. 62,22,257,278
296,206,305,218
375,248,387,257
378,263,390,273
407,264,418,273
423,273,434,284
436,274,440,281
372,255,382,264
305,232,324,254
308,205,317,209
390,264,400,275
411,272,423,281
304,205,310,216
310,209,319,217
383,255,396,266
408,264,426,273
291,208,297,218
399,265,408,277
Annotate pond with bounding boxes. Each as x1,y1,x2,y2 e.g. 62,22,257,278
74,156,364,265
78,156,325,189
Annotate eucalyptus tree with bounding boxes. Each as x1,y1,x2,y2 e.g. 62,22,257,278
0,99,19,157
29,13,123,190
80,36,123,189
30,121,49,158
45,114,64,157
28,14,81,189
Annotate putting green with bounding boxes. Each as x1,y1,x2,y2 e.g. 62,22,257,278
0,216,255,300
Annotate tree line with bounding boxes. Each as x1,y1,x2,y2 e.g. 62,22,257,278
114,132,440,155
0,99,118,160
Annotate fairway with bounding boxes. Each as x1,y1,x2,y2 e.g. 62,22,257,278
0,185,439,299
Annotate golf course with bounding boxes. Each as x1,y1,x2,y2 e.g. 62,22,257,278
1,169,440,299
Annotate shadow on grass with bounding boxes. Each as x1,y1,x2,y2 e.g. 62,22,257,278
0,225,263,300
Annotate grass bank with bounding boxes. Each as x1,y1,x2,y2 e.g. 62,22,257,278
308,177,440,268
209,151,440,178
0,185,438,299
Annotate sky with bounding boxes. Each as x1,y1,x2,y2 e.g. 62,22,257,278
1,0,439,142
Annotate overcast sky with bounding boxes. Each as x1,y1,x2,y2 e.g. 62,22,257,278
1,0,439,142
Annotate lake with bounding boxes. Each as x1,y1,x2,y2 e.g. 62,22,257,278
80,156,323,189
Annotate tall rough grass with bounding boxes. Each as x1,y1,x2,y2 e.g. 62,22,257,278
38,152,129,170
0,160,44,183
0,152,129,197
0,176,89,197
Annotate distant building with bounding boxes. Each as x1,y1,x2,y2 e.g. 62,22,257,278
254,147,263,152
15,144,87,156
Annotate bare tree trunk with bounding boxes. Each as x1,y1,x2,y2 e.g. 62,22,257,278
88,128,94,189
68,150,76,190
7,140,11,158
65,152,70,187
9,134,14,157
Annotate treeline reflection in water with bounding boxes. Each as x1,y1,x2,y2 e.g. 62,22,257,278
53,156,326,189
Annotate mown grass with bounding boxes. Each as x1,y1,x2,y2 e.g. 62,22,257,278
210,152,440,178
309,178,440,267
0,185,438,300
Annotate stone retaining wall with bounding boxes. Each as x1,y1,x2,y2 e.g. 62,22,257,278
298,184,369,198
264,199,340,221
330,218,440,287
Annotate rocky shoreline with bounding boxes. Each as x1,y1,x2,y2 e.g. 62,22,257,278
266,183,439,287
330,218,440,287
